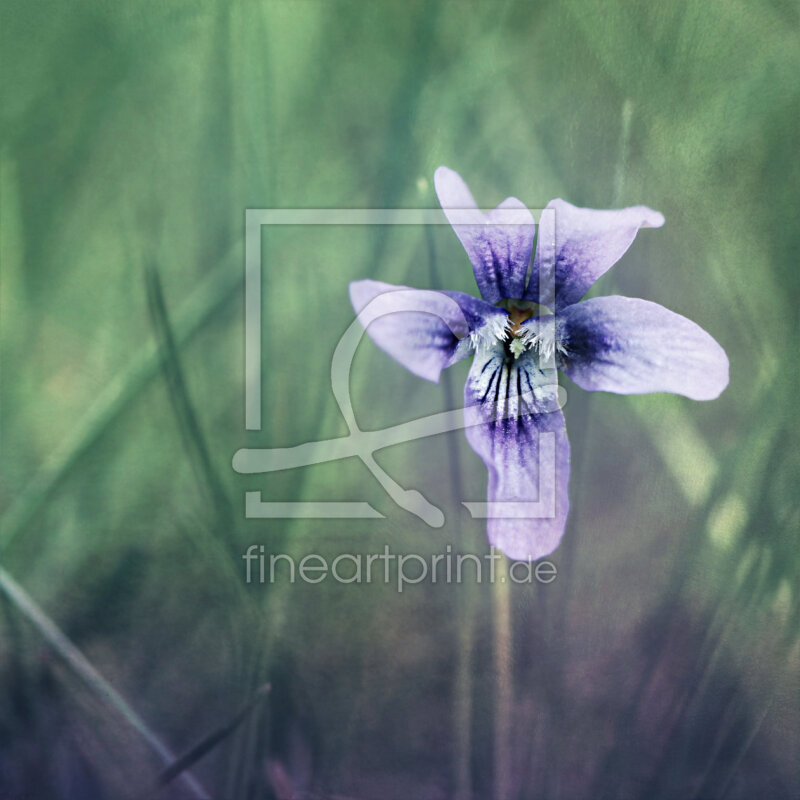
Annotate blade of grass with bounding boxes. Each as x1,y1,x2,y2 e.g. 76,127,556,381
143,263,235,535
0,244,242,555
426,225,475,800
156,683,271,791
0,565,210,799
612,98,633,206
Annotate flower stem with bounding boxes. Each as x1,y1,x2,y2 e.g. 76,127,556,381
493,555,513,800
454,583,476,800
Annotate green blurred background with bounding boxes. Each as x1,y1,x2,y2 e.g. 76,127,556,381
1,1,798,798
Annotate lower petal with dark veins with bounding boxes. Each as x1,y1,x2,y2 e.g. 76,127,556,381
463,346,571,560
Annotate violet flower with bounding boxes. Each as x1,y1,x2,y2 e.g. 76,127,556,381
349,167,728,560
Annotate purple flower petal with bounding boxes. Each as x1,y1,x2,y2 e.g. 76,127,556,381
349,279,504,383
464,347,570,560
434,166,535,304
526,199,665,309
557,295,729,400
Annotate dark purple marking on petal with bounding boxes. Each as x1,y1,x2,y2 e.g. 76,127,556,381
557,295,729,400
434,166,535,304
526,198,664,310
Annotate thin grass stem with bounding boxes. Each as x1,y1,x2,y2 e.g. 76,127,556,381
0,566,210,799
0,246,241,555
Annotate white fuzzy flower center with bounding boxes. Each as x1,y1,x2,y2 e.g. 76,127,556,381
469,299,567,362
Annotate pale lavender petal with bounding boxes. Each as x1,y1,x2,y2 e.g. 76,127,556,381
349,279,503,383
434,166,535,304
526,198,665,309
557,296,729,400
464,347,570,560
